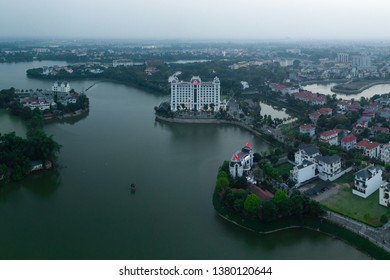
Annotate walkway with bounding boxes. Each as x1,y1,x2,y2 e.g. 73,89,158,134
326,211,390,253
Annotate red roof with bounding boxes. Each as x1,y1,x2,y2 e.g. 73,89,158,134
338,100,351,106
341,134,357,143
300,124,314,130
270,83,288,91
372,127,389,133
356,140,380,150
319,107,332,113
320,129,338,138
309,111,322,118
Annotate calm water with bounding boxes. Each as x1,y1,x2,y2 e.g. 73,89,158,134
0,61,369,259
303,83,390,100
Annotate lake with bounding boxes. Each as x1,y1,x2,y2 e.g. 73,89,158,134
0,61,369,259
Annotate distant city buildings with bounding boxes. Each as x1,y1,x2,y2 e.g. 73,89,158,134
170,76,221,112
352,55,371,68
337,53,349,64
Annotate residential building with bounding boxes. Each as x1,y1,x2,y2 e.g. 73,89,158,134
170,76,221,112
52,81,70,94
294,144,320,165
341,134,357,151
291,160,316,185
316,155,342,181
353,166,382,198
356,140,380,158
379,182,390,207
337,100,352,111
292,91,326,105
269,83,298,95
319,129,339,146
299,124,315,137
352,55,371,68
229,143,254,179
380,144,390,163
337,53,349,64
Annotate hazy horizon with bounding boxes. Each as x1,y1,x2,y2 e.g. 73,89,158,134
1,0,390,41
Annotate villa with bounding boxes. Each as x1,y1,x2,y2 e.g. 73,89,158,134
379,182,390,207
353,166,383,198
229,143,254,179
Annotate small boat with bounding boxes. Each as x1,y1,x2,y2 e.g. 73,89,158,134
130,183,136,193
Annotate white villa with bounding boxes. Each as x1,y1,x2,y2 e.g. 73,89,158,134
291,144,345,186
52,81,70,95
353,166,383,198
379,182,390,207
229,143,254,179
170,76,221,112
316,155,342,181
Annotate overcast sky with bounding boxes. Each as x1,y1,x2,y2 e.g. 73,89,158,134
1,0,389,40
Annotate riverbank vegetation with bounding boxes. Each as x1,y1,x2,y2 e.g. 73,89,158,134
215,161,324,223
0,107,61,182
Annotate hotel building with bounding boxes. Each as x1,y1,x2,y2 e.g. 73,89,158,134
170,76,221,112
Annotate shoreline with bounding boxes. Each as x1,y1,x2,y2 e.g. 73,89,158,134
331,81,390,94
213,194,389,259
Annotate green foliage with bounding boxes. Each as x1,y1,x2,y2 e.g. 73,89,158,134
273,190,288,205
220,160,230,174
216,177,230,192
380,214,388,224
244,194,260,214
0,109,61,182
261,200,278,222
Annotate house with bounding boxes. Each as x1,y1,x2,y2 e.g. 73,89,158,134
353,120,368,134
229,143,254,178
337,100,352,111
353,166,383,198
319,129,339,146
318,107,333,117
371,127,390,135
292,91,326,105
291,160,317,185
341,134,357,151
356,140,380,158
295,144,320,165
315,155,342,181
379,182,390,207
380,143,390,163
299,124,315,137
309,111,322,123
30,160,43,172
269,83,298,95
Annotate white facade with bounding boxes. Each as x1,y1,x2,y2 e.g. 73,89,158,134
353,166,383,198
52,81,70,94
337,53,349,63
319,130,339,146
229,144,254,179
379,183,390,207
170,76,221,112
316,155,342,181
380,144,390,163
294,144,320,165
291,160,316,185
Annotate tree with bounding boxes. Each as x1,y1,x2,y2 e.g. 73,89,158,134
244,194,260,214
261,200,278,222
216,177,230,192
273,189,288,205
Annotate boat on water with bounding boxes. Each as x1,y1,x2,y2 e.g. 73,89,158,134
130,183,136,193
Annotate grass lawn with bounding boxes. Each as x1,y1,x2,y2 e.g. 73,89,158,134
275,162,293,176
322,186,390,227
334,172,354,184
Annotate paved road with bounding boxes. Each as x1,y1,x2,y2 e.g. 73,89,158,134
326,211,390,253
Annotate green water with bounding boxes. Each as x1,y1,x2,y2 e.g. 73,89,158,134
0,62,369,259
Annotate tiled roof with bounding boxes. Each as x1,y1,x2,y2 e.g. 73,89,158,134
356,140,380,150
341,134,357,143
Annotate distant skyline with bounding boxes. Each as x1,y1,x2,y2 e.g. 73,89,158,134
1,0,390,40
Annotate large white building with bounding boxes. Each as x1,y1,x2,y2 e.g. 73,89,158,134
353,166,383,198
52,81,70,95
229,143,254,179
170,76,221,112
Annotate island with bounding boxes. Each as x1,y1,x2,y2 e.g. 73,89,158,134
0,83,89,182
